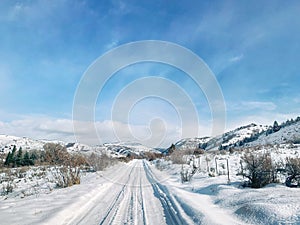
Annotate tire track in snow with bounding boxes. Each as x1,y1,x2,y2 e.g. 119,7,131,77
98,161,136,225
143,161,186,225
139,166,147,225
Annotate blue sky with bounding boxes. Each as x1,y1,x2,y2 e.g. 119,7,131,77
0,0,300,146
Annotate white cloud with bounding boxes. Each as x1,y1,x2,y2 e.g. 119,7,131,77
0,111,213,148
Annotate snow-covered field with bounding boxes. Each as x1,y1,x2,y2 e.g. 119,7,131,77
152,155,300,225
1,144,300,225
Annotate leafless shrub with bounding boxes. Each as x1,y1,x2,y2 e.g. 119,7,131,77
169,150,186,164
155,159,169,171
193,148,205,155
241,152,277,188
43,143,90,188
87,153,116,171
52,166,80,188
285,157,300,176
2,181,14,195
43,143,69,165
181,164,197,183
1,171,14,195
169,148,198,164
143,152,162,161
0,153,6,168
285,157,300,187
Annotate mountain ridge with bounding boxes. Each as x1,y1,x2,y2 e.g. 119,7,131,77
1,116,300,156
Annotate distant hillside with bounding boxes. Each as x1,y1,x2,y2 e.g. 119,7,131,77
246,120,300,146
0,135,160,158
170,116,300,152
2,116,300,157
0,135,50,153
103,142,161,158
171,123,267,152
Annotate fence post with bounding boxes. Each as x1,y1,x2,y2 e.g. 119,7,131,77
215,157,218,175
227,158,230,183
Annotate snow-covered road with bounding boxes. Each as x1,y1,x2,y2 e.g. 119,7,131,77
57,159,246,225
1,159,247,225
44,160,167,225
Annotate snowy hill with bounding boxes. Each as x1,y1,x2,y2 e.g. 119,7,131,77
171,118,300,152
0,135,51,153
247,120,300,146
174,137,211,150
171,123,268,152
2,117,300,156
0,135,160,158
216,123,268,150
103,142,161,157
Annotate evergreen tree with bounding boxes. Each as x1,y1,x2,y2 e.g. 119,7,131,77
11,145,17,167
30,151,37,164
16,147,23,166
23,151,33,166
4,152,11,166
273,121,280,132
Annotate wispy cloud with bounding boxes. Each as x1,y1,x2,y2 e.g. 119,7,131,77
104,40,120,50
229,54,244,62
230,101,277,111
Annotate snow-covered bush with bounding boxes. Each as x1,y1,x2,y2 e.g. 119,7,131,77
285,157,300,176
241,151,277,188
154,159,170,171
1,171,14,195
169,150,185,164
180,164,197,183
169,149,194,164
52,166,80,188
285,157,300,187
87,152,116,171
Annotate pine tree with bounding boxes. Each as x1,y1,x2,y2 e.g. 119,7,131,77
30,151,37,164
11,145,17,167
273,121,280,132
23,151,33,166
16,147,23,166
4,152,11,166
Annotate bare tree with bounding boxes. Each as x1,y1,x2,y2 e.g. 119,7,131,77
285,157,300,187
241,151,276,188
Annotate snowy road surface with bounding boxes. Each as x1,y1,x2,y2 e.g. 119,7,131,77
1,159,247,225
46,160,245,225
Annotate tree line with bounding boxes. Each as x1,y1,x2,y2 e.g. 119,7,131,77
4,145,35,167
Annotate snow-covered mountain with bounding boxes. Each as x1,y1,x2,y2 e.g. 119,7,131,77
0,135,53,153
103,142,161,157
171,118,300,152
246,120,300,146
172,123,268,151
174,137,211,150
0,135,159,158
1,117,300,156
